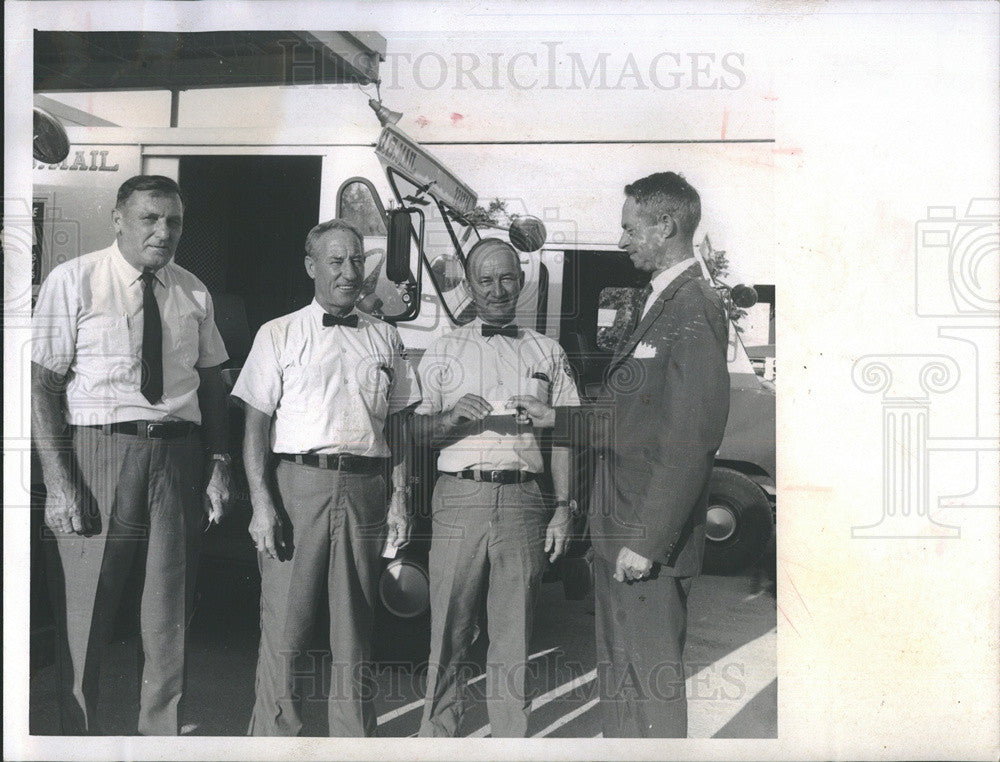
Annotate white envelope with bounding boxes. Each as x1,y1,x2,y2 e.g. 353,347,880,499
485,399,515,414
633,341,657,359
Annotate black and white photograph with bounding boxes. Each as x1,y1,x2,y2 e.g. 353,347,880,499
4,2,997,760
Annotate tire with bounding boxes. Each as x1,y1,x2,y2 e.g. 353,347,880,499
702,468,774,575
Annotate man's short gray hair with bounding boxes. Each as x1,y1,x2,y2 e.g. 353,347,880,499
624,172,701,239
304,219,364,258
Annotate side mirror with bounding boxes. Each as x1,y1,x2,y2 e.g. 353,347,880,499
508,215,548,252
386,207,422,283
33,107,70,164
730,284,759,309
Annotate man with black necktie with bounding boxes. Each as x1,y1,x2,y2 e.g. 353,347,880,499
31,175,233,735
415,238,580,737
233,219,421,736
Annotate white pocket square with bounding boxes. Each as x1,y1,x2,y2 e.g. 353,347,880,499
633,341,657,359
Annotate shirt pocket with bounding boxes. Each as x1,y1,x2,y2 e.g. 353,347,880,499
356,355,391,419
523,369,551,404
278,356,324,413
168,313,200,369
77,315,132,360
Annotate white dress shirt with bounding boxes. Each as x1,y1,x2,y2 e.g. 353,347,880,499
641,257,702,318
416,319,581,473
32,242,229,425
232,299,421,457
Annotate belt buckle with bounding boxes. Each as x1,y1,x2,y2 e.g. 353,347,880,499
145,421,163,438
491,469,503,483
339,454,351,470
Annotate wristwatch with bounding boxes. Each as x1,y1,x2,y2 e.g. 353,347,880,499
210,452,232,466
554,498,579,516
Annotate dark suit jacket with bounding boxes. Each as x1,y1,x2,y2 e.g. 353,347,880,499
587,264,730,576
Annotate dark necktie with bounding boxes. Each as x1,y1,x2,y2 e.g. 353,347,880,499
633,283,654,329
481,324,518,338
322,312,359,328
614,284,653,356
139,271,163,404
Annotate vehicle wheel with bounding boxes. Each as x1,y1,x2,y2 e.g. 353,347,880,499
702,468,773,575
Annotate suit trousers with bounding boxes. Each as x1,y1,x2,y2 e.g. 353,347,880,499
593,553,694,738
248,460,387,737
45,425,204,735
419,474,549,738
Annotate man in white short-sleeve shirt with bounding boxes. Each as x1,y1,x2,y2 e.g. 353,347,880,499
30,174,233,735
232,219,421,737
415,238,580,738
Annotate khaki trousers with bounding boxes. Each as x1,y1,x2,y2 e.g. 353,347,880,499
248,460,387,737
419,474,549,738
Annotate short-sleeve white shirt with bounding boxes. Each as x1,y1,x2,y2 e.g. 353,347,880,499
231,300,421,457
31,242,229,425
416,319,581,473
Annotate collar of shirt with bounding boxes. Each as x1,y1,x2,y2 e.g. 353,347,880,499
643,257,700,316
110,240,167,289
308,298,360,326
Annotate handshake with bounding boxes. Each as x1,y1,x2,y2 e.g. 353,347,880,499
447,393,555,428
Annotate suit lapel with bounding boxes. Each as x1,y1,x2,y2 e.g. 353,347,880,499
612,264,701,364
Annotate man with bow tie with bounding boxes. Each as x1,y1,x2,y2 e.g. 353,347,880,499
231,219,421,736
414,237,580,737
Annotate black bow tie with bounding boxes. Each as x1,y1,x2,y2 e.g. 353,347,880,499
482,324,518,339
322,312,359,328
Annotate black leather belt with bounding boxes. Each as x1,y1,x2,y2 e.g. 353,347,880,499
83,420,198,439
277,453,388,473
443,469,537,484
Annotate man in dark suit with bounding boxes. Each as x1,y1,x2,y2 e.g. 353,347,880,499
513,171,730,737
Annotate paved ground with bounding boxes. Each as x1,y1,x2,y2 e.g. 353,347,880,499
29,558,776,738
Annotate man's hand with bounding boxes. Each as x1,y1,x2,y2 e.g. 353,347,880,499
203,459,233,525
447,393,493,424
505,395,555,428
614,546,653,582
544,503,571,562
248,493,285,560
44,481,86,534
386,492,411,550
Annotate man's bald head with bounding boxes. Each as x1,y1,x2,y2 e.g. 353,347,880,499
464,237,524,326
465,237,520,279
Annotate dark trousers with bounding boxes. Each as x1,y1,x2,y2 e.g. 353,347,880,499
419,475,549,738
45,426,203,735
593,553,694,738
248,461,386,737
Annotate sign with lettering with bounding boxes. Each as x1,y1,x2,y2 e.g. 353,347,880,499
375,125,476,214
33,149,119,172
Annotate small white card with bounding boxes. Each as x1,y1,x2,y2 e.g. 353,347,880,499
633,341,657,359
597,308,617,328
